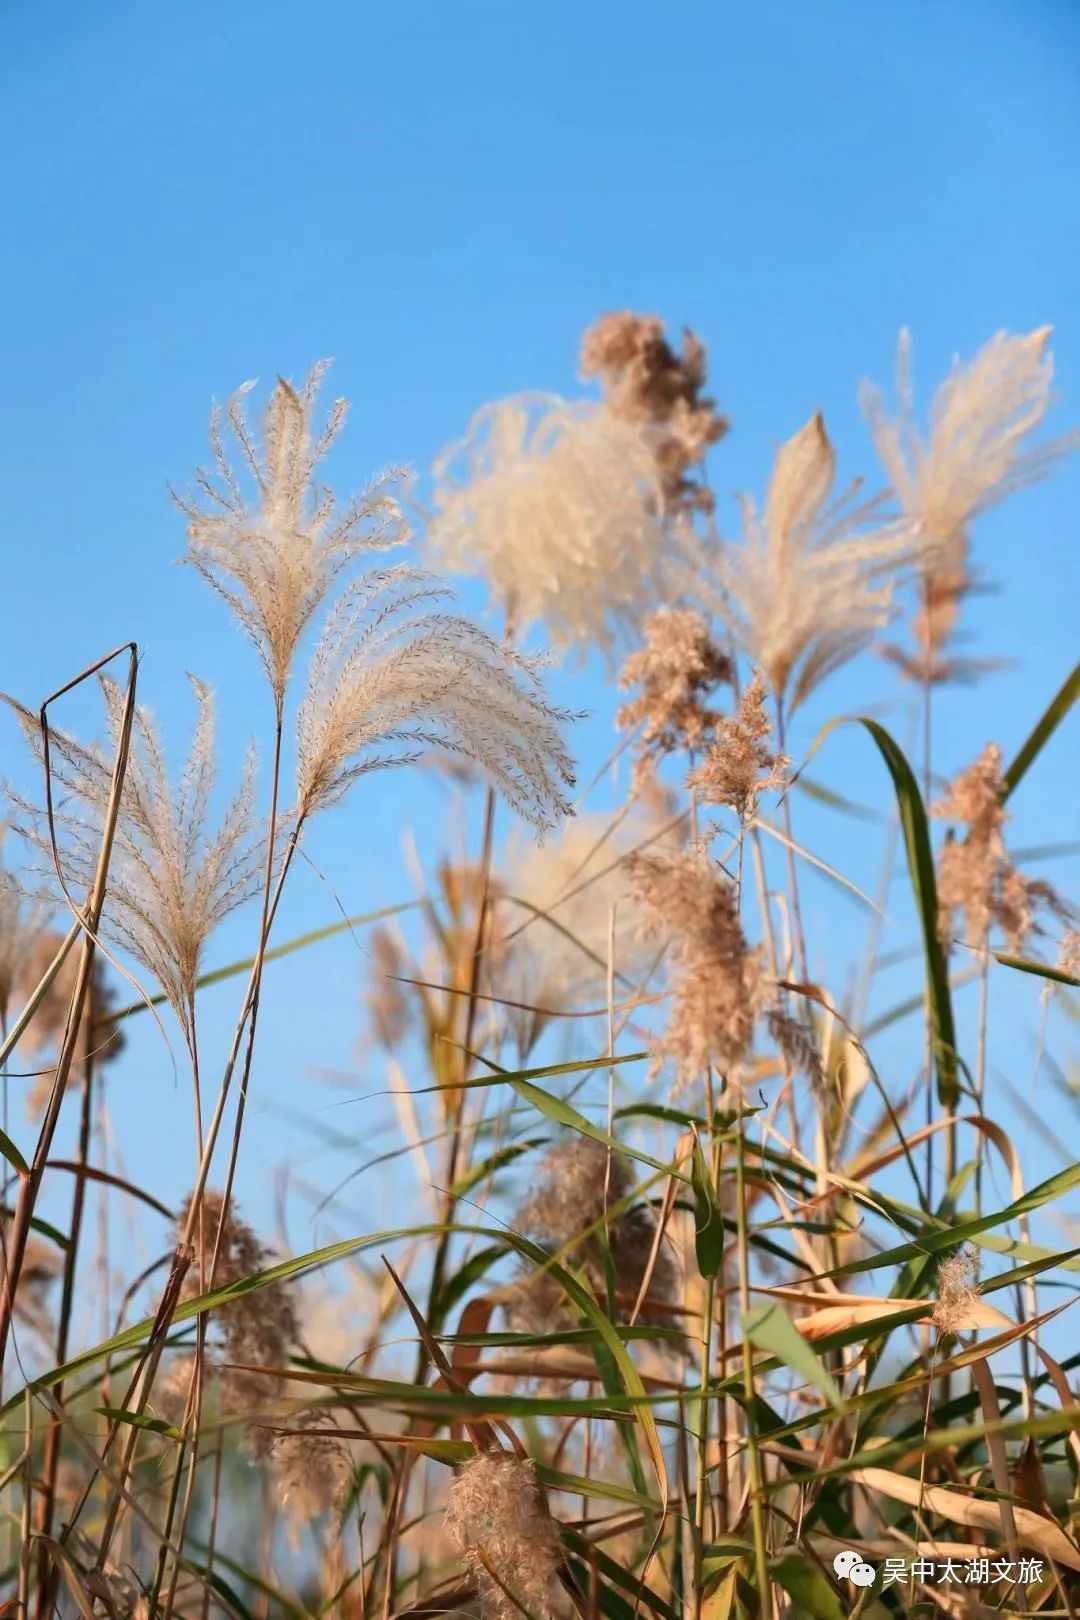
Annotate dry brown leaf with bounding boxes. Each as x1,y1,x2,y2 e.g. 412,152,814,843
850,1466,1080,1571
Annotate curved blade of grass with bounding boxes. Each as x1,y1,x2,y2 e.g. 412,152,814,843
814,1160,1080,1282
769,1556,846,1620
1002,657,1080,801
994,952,1079,989
795,774,879,822
858,718,959,1106
0,1127,27,1176
741,1300,844,1412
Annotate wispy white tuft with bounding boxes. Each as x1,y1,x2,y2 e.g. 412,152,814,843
690,413,909,709
7,677,261,1041
295,564,576,830
428,393,671,659
175,361,407,705
861,326,1077,563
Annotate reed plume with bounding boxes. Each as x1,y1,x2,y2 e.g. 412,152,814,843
429,393,670,659
443,1450,563,1620
691,412,909,709
7,676,261,1044
175,360,407,707
688,672,787,820
618,608,732,786
508,1135,676,1331
630,847,768,1086
295,564,576,831
862,327,1079,681
171,1190,298,1453
933,743,1065,954
268,1409,353,1540
580,309,728,514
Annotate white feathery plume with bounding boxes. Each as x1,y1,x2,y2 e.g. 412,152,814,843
175,361,407,706
295,564,576,830
6,676,261,1041
428,393,671,660
691,412,910,709
861,326,1078,563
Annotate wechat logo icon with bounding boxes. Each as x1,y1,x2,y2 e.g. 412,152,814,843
833,1549,876,1588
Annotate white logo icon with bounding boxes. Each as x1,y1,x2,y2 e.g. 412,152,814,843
833,1549,876,1588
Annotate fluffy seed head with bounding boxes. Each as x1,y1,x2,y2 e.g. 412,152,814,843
509,1135,676,1332
443,1451,562,1620
933,1245,980,1335
580,310,729,514
618,609,733,785
428,393,672,659
295,563,576,831
7,677,261,1043
864,328,1079,683
494,808,674,1039
176,361,407,704
687,673,788,820
175,1190,298,1449
269,1409,353,1545
934,744,1065,953
690,413,910,709
630,848,768,1086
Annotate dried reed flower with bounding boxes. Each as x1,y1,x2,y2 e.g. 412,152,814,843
295,564,576,831
766,1005,825,1088
630,848,767,1086
18,928,125,1120
691,413,909,710
0,831,49,1030
508,1136,676,1332
687,673,788,820
580,310,729,513
174,1190,298,1452
444,1451,563,1620
7,678,261,1044
617,609,732,786
175,361,406,706
428,393,670,659
933,1244,979,1335
269,1409,352,1544
934,744,1065,953
863,328,1080,682
1055,929,1080,982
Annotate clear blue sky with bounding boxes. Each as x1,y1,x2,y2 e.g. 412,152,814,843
1,1,1078,1326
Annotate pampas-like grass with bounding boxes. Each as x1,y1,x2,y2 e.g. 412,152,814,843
175,361,407,708
629,846,768,1086
429,393,671,659
691,412,910,710
444,1451,563,1620
687,672,787,821
617,607,732,786
294,563,576,831
863,327,1080,682
7,676,261,1042
934,743,1066,953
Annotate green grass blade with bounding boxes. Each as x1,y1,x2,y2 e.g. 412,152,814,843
858,718,959,1107
1002,657,1080,801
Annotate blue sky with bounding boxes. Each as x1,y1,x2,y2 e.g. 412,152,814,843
1,1,1078,1338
